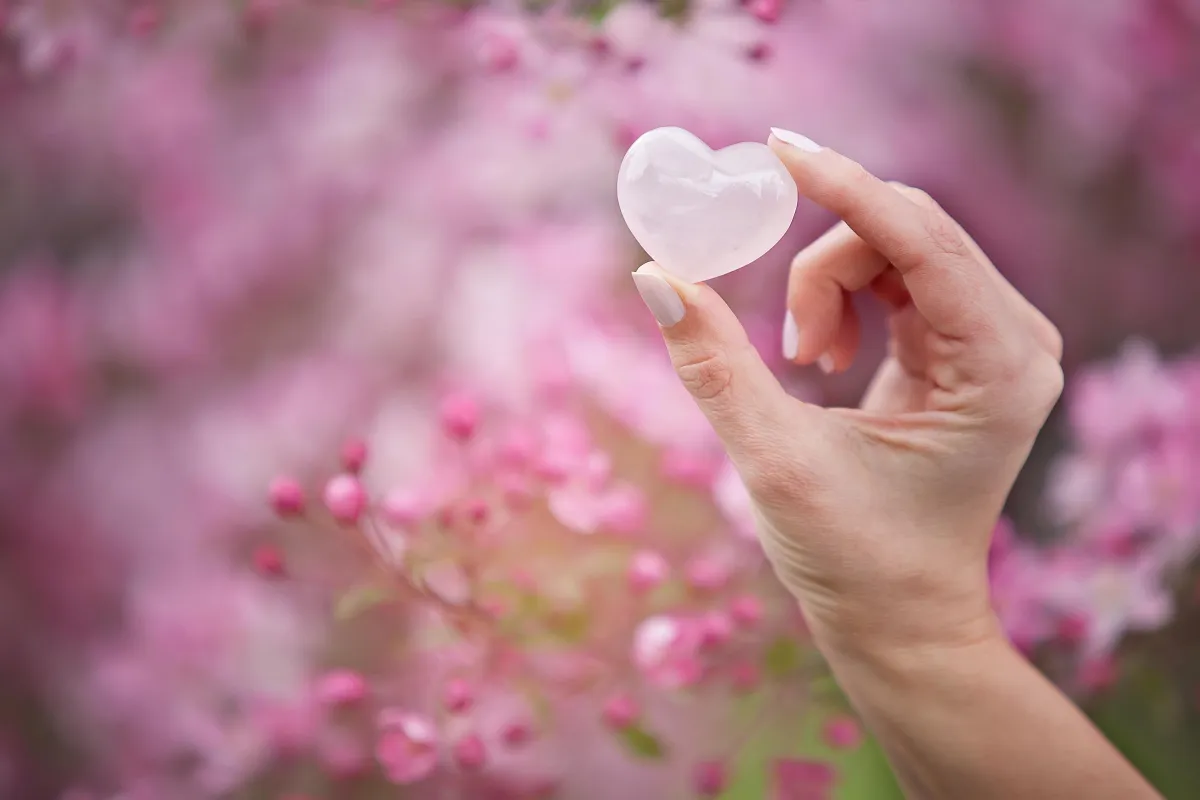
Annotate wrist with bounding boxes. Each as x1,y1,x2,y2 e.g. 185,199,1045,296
798,563,999,667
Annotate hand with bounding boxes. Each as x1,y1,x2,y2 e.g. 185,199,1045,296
631,130,1064,658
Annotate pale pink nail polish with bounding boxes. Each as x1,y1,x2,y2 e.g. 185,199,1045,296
782,311,799,360
632,269,685,327
770,127,822,153
817,352,835,374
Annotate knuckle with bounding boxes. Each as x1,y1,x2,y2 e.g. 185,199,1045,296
1032,355,1065,412
993,351,1064,433
674,350,734,402
1044,321,1064,362
892,183,939,210
921,210,971,259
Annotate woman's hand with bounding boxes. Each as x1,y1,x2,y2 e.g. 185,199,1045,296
631,129,1159,800
633,130,1063,655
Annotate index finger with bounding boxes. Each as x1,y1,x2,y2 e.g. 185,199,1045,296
768,129,1002,343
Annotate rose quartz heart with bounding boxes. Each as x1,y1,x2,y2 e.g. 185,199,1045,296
617,127,797,283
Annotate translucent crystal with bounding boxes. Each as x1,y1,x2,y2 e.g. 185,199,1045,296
617,127,798,283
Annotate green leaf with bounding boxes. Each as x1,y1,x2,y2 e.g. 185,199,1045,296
333,583,390,621
618,724,667,759
543,606,591,643
763,636,802,677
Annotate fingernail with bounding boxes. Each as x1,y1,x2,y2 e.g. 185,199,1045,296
632,267,685,327
817,352,835,374
782,310,799,360
770,127,822,153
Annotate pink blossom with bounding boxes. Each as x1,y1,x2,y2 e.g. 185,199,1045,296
629,550,670,593
440,393,480,441
340,437,368,473
774,758,838,799
376,711,439,785
452,733,487,770
822,716,863,750
632,615,705,689
698,611,734,650
314,669,369,707
729,594,765,628
443,678,475,713
252,545,285,578
500,719,533,747
381,487,427,526
693,760,729,797
1043,552,1173,657
601,693,640,730
323,474,367,525
685,555,732,592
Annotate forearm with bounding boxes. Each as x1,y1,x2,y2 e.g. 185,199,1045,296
818,621,1161,800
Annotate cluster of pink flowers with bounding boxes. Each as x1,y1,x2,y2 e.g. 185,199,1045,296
990,342,1200,690
0,1,1196,798
259,388,856,797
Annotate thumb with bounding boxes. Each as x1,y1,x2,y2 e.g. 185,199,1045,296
631,262,808,467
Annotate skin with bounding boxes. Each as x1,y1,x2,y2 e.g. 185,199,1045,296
632,135,1161,799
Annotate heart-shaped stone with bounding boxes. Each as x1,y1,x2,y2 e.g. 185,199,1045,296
617,127,797,283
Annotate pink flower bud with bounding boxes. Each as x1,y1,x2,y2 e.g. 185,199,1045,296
746,41,773,62
1056,612,1089,645
629,550,670,593
253,545,285,577
749,0,781,24
464,498,489,525
443,678,474,713
452,734,487,770
587,35,611,58
268,476,305,516
730,661,761,693
693,760,728,797
501,720,533,747
315,670,369,707
601,692,639,730
729,594,764,628
774,758,838,796
478,33,519,73
685,556,730,592
440,393,480,441
340,437,368,473
129,6,161,36
324,474,366,524
822,716,863,750
698,611,733,650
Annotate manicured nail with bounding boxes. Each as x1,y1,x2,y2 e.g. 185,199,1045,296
817,352,835,374
782,310,799,360
633,267,685,327
770,127,822,153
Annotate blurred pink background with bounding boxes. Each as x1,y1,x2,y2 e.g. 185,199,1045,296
0,2,1198,798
